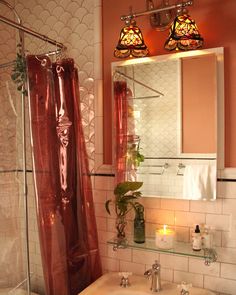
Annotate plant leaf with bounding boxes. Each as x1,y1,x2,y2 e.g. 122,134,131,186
114,181,143,196
105,199,112,215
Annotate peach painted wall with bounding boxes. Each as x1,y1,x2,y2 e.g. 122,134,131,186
182,54,217,154
102,0,236,167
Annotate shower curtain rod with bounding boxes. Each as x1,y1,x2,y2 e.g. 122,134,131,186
0,14,66,50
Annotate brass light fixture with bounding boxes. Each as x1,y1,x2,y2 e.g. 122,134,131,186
114,18,149,58
115,0,203,57
164,10,204,51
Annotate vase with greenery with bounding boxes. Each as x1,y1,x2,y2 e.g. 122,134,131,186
105,181,143,241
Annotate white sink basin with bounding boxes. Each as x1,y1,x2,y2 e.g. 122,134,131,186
79,272,215,295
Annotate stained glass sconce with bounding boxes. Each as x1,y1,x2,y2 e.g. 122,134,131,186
164,12,204,51
115,0,204,58
114,18,149,58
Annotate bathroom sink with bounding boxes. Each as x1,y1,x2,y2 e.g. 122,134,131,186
79,272,215,295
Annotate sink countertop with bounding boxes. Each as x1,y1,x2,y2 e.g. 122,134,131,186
79,272,215,295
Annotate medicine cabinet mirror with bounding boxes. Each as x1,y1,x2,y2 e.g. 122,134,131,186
112,47,224,200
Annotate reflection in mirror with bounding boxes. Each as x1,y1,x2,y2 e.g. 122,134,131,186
112,48,224,201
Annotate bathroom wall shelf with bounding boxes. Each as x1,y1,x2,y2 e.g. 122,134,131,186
107,238,217,265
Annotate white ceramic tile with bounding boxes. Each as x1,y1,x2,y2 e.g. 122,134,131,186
221,263,236,280
146,209,175,225
93,189,107,203
132,249,159,265
223,199,236,215
101,257,119,272
119,260,146,276
99,243,107,257
174,270,203,288
107,245,132,262
217,247,236,264
175,226,190,243
204,276,236,294
161,199,190,211
175,211,206,227
218,182,236,199
94,176,114,190
160,254,188,271
190,199,222,214
222,231,236,248
96,216,107,231
94,203,107,218
189,258,220,276
97,230,114,244
161,268,174,282
142,197,161,209
206,214,230,231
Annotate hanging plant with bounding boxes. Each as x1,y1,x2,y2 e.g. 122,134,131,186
11,43,27,96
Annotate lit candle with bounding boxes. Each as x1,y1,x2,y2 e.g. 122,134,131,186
155,225,175,249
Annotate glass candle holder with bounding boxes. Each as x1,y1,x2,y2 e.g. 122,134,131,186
155,225,175,249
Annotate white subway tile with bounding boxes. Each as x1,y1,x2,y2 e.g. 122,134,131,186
161,199,189,211
120,260,145,276
189,258,220,277
223,199,236,215
175,226,190,243
132,249,159,265
97,230,114,244
96,216,107,231
190,199,222,214
107,245,132,262
94,203,107,218
146,209,175,225
161,268,174,282
218,182,236,199
221,263,236,280
217,247,236,264
142,197,161,209
222,231,236,248
204,276,236,294
174,270,203,288
160,254,188,271
101,257,119,272
94,176,114,190
175,211,205,227
206,214,230,231
99,243,107,257
93,189,107,204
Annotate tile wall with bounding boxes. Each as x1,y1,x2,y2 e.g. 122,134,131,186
92,175,236,295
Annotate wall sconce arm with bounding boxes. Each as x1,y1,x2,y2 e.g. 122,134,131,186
120,0,193,22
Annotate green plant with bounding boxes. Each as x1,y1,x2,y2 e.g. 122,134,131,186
105,181,143,217
105,181,143,239
127,140,144,168
11,43,27,95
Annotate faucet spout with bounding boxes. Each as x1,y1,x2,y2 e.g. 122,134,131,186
144,260,161,292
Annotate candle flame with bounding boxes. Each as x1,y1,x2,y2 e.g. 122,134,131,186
163,224,167,234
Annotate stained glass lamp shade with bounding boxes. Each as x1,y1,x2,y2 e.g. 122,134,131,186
164,14,204,51
114,22,149,58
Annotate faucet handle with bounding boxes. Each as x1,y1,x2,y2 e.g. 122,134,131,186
177,281,192,295
152,260,161,269
119,272,132,288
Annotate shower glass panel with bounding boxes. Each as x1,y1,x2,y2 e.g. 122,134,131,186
0,64,27,292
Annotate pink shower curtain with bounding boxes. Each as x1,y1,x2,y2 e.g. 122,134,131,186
26,56,101,295
114,80,128,183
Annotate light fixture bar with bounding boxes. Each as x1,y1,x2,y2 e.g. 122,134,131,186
120,0,193,21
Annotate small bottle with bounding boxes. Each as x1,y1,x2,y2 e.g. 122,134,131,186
202,225,212,249
192,225,202,251
133,204,145,244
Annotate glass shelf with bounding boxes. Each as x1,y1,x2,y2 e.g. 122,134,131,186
107,237,217,262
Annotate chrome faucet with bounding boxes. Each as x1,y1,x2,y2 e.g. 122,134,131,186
144,260,161,292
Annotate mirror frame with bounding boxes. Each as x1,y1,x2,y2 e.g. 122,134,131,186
94,46,224,177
